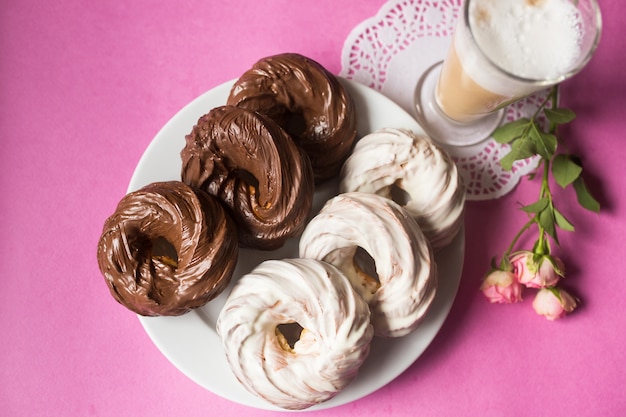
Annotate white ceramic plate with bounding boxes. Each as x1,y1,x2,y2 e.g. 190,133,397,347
128,78,465,411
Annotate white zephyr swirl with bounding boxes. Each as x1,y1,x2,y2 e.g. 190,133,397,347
339,128,465,251
216,258,373,410
299,192,437,338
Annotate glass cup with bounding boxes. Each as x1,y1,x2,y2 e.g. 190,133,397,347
414,0,602,147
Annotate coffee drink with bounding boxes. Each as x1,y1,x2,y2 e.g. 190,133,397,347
436,0,588,123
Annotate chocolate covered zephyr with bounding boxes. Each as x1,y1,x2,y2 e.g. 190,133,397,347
181,105,314,250
96,181,238,316
227,53,357,183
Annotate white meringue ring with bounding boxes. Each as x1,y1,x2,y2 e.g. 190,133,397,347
339,128,465,251
216,258,373,410
299,192,437,338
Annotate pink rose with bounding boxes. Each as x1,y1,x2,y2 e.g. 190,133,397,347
480,270,523,303
532,287,578,320
510,251,564,289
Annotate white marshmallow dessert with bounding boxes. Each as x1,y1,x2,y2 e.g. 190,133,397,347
299,192,437,338
339,128,465,251
216,258,373,410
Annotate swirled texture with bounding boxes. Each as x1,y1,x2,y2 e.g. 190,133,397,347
96,181,238,316
216,258,373,410
181,105,314,250
227,53,357,183
339,128,465,251
299,192,437,338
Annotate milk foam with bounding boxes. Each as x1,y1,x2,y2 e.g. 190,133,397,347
457,0,583,95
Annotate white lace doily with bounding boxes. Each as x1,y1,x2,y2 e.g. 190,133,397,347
340,0,544,200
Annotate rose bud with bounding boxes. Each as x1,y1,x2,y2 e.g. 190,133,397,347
532,287,578,320
480,269,523,303
510,251,564,289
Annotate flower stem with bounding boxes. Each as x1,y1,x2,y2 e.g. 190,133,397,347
501,85,561,263
503,217,536,258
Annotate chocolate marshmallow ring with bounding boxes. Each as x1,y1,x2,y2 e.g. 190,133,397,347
96,181,238,316
227,53,357,183
217,258,373,410
181,105,314,250
340,128,466,251
299,192,437,338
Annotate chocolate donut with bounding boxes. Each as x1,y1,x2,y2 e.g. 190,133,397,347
227,53,357,183
96,181,238,316
181,105,314,250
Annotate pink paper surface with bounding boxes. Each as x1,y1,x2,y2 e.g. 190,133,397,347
1,0,624,416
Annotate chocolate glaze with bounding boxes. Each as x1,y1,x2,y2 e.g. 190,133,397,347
181,105,314,250
96,181,238,316
226,53,357,183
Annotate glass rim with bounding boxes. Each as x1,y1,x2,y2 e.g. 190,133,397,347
463,0,603,86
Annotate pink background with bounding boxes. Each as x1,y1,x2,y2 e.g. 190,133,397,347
2,0,624,416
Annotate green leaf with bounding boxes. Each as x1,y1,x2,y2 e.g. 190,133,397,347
499,256,512,271
548,286,563,301
538,207,559,244
492,118,530,144
522,198,550,213
554,208,575,232
541,132,558,157
500,136,537,170
573,177,600,212
529,123,556,160
544,108,576,124
531,252,544,269
552,154,583,188
546,254,565,276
